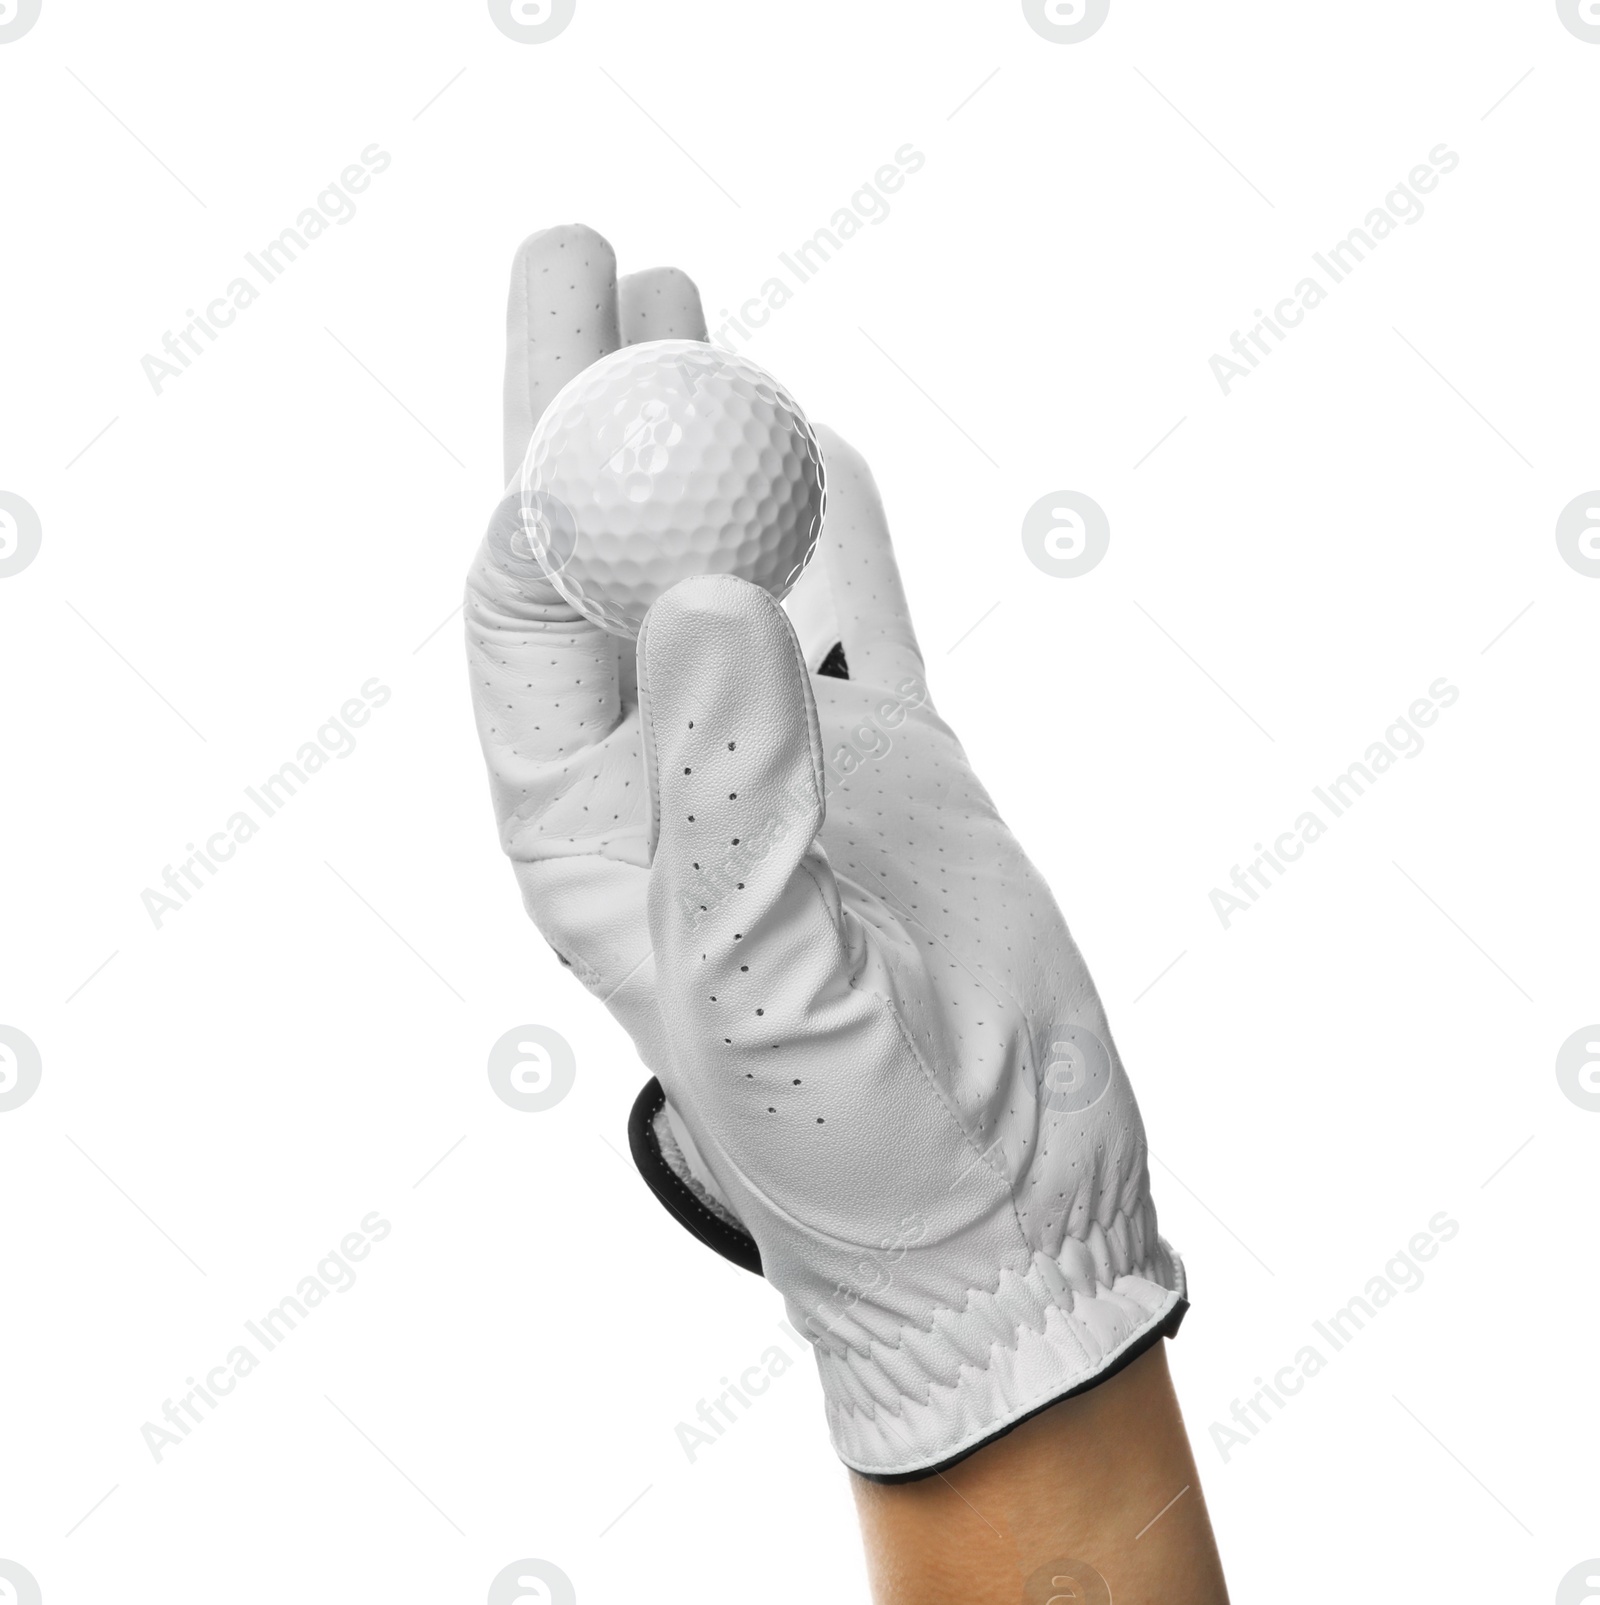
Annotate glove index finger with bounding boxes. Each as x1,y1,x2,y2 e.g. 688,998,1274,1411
466,488,625,788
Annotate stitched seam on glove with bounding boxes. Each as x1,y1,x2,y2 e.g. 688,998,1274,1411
881,987,1032,1228
810,1204,1173,1374
819,1248,1186,1475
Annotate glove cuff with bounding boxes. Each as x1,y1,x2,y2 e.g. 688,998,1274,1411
814,1230,1188,1482
630,1079,1187,1482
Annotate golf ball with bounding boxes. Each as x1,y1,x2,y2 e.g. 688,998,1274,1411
518,339,826,638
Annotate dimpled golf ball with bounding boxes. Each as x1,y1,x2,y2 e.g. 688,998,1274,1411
518,339,826,638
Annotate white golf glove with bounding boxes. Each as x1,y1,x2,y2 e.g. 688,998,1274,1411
468,224,1185,1480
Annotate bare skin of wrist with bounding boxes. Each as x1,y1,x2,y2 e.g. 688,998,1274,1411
850,1344,1229,1605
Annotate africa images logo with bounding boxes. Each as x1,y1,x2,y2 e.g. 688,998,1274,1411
1556,0,1600,42
0,491,42,578
0,1561,42,1605
1022,491,1110,578
0,1027,43,1113
487,1026,576,1112
1556,491,1600,577
487,1559,576,1603
1022,0,1110,44
488,0,575,43
0,0,42,43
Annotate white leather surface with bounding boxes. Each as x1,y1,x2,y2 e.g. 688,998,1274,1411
467,223,1183,1477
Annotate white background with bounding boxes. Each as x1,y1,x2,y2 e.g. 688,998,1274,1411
2,2,1597,1600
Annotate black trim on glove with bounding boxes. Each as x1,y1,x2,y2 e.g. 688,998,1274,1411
816,640,849,680
628,1077,764,1276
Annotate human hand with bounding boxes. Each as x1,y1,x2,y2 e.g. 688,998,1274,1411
466,223,1184,1479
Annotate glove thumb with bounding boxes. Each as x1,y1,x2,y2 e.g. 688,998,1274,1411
638,574,855,1073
